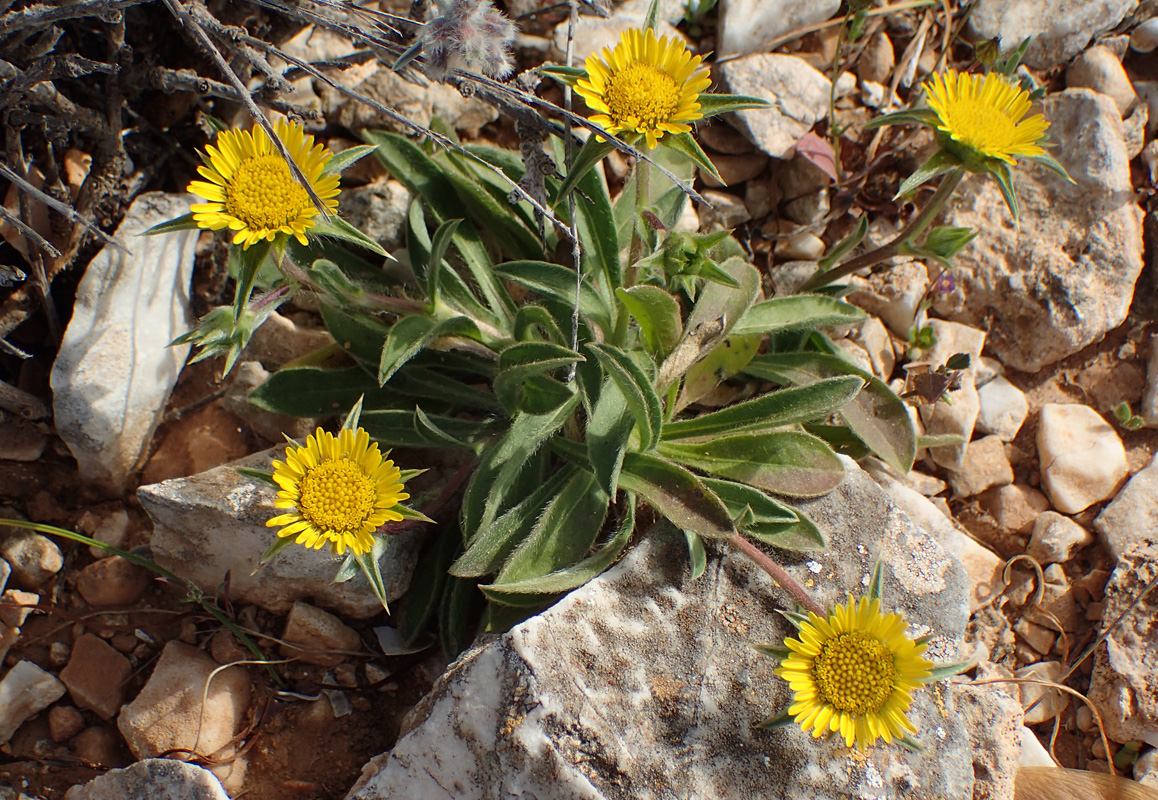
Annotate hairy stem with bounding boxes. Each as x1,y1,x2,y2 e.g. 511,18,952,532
728,534,824,616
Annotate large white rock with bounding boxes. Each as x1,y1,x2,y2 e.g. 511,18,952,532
0,660,66,744
934,90,1144,372
1094,454,1158,560
64,759,230,800
1036,403,1128,514
717,54,831,159
51,192,197,491
967,0,1139,69
347,461,976,800
976,376,1029,442
718,0,840,58
138,448,422,619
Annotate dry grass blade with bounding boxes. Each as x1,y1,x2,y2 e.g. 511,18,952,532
0,163,127,254
1015,767,1158,800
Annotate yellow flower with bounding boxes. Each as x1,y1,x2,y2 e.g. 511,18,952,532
188,118,340,249
575,28,711,149
774,596,934,749
267,427,409,557
924,69,1050,165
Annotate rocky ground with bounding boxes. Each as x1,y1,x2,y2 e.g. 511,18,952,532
1,0,1158,798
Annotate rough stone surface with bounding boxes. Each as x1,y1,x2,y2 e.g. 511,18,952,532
138,448,422,619
934,91,1143,372
1095,454,1158,560
1027,512,1094,565
70,726,127,769
955,682,1022,800
0,529,63,589
0,660,66,744
980,484,1052,536
551,16,682,63
347,461,974,800
1137,747,1158,788
1088,542,1158,745
118,641,251,763
847,261,928,338
338,180,412,254
717,0,839,58
976,376,1029,442
1017,661,1069,725
0,589,38,627
63,758,231,800
947,435,1013,498
967,0,1139,69
60,634,131,720
281,601,362,667
76,556,151,607
717,54,831,159
50,192,197,491
920,373,980,471
1036,403,1129,514
1066,45,1137,115
0,557,8,594
1147,334,1158,428
48,705,85,743
327,66,498,135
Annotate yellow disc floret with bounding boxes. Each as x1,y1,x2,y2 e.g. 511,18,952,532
267,427,409,556
812,632,897,715
924,69,1050,165
188,118,341,249
576,28,712,149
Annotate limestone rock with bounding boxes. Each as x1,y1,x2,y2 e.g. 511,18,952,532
0,528,63,589
1067,45,1137,116
857,32,895,85
1036,403,1128,514
118,641,251,765
920,373,980,471
1088,542,1158,745
338,180,412,255
347,461,974,800
1094,454,1158,560
281,601,362,667
551,16,682,63
947,435,1013,498
846,261,929,338
48,705,85,743
327,67,498,135
60,633,131,720
51,192,197,492
955,682,1023,800
1137,747,1158,788
138,448,422,619
1017,661,1069,725
0,660,66,744
717,54,831,159
1144,334,1158,427
980,484,1051,536
1028,512,1094,564
63,758,230,800
76,556,151,607
0,589,37,627
718,0,839,58
934,91,1143,372
976,376,1029,442
967,0,1139,69
0,558,8,594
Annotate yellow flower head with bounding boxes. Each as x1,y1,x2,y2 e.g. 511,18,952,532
774,596,934,749
924,69,1050,166
575,28,711,149
267,427,409,557
188,118,341,249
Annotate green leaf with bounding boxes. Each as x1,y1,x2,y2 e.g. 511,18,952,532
618,452,734,539
643,0,661,30
493,341,584,413
663,376,864,440
540,65,586,85
413,406,473,449
426,218,462,305
684,529,707,579
480,500,634,595
341,395,365,431
402,519,460,645
1024,150,1074,184
706,478,824,551
378,315,481,385
259,535,296,565
744,352,916,473
985,160,1019,220
393,365,501,413
676,333,761,411
817,214,868,272
360,409,497,448
730,295,867,336
586,377,634,496
310,216,390,257
319,304,390,368
143,212,199,236
588,344,663,452
355,540,391,612
553,136,621,293
895,150,959,199
863,108,940,130
451,468,571,578
322,144,378,178
230,239,273,321
248,366,377,417
554,137,617,208
496,260,612,335
616,286,683,359
662,132,722,183
658,431,845,498
697,93,772,118
439,574,476,658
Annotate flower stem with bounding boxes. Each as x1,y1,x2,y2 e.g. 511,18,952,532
797,168,966,293
728,534,824,616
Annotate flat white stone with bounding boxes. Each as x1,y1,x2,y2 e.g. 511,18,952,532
967,0,1139,69
1036,403,1128,514
976,376,1029,441
0,660,66,743
64,758,231,800
51,192,197,491
717,54,831,159
717,0,840,58
1094,454,1158,559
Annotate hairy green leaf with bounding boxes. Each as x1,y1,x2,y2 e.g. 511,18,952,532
618,452,734,538
659,431,845,497
588,343,663,452
730,295,866,336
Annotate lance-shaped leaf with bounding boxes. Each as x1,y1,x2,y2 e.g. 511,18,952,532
311,216,390,258
378,315,481,385
496,260,613,334
552,136,621,293
662,132,722,183
248,366,378,417
143,212,199,235
744,352,916,473
676,333,761,411
493,341,584,413
895,150,961,199
360,409,497,448
616,286,682,359
729,295,866,337
407,200,498,326
663,376,864,441
588,343,663,452
481,500,635,595
425,218,462,306
554,136,617,207
586,376,635,497
618,452,735,539
658,431,845,497
321,143,378,178
684,529,707,580
817,214,868,272
697,93,772,118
